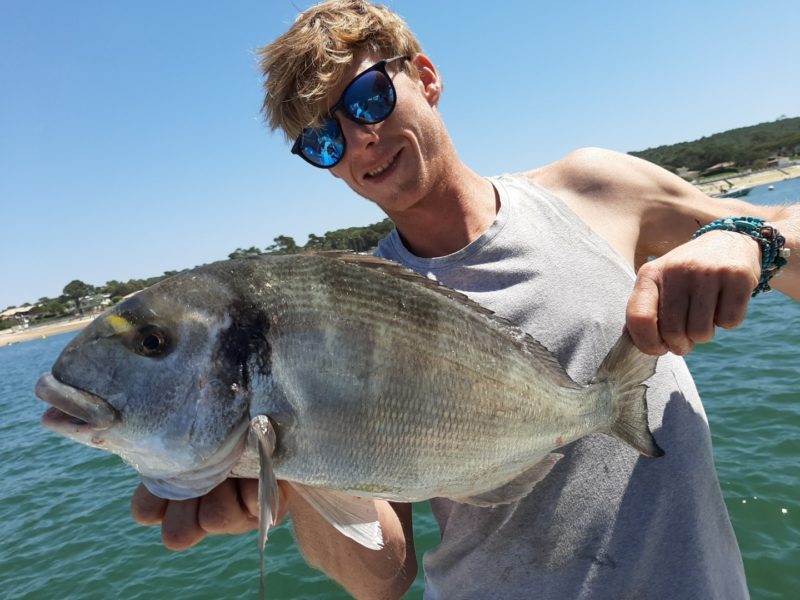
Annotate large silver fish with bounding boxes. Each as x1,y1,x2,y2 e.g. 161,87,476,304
35,252,663,553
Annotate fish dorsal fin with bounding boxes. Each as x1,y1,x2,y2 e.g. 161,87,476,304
316,251,581,390
313,250,498,316
453,453,563,507
290,482,384,550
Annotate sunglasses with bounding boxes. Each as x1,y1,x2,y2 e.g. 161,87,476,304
291,55,409,169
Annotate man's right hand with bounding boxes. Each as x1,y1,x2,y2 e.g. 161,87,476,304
131,477,418,598
131,478,272,550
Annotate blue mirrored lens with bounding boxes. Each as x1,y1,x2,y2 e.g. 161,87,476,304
343,70,395,123
299,119,344,167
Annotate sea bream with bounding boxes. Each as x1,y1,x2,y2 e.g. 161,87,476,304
35,252,663,552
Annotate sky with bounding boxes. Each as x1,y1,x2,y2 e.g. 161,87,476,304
1,0,799,309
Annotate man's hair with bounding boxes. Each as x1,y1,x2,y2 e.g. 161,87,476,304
257,0,423,140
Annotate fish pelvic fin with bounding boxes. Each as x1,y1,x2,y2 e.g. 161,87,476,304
593,331,665,458
290,483,384,550
250,415,279,600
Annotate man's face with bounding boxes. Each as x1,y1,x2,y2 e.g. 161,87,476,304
325,52,445,215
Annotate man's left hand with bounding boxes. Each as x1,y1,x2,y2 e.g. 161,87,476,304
626,230,760,356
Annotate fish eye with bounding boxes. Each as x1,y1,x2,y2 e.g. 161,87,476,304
134,325,170,358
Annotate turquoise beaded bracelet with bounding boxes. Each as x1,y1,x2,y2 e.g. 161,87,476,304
691,216,791,296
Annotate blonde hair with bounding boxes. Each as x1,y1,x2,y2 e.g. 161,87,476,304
257,0,423,140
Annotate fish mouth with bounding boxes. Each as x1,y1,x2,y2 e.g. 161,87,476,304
36,373,120,434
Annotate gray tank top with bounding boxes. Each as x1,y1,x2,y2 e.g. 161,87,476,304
376,173,747,600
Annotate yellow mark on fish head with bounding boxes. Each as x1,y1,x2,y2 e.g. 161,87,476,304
105,314,134,334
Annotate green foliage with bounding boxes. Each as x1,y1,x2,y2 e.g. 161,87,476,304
630,116,800,173
62,279,95,315
240,219,395,258
228,246,264,259
29,300,67,318
99,272,175,302
266,235,299,254
101,280,141,302
298,219,395,253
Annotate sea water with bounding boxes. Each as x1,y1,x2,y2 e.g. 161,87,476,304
1,178,797,599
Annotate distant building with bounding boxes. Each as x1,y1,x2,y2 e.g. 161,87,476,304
0,306,35,320
767,156,792,168
700,161,737,177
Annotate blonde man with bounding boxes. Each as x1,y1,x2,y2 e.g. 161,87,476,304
132,2,799,598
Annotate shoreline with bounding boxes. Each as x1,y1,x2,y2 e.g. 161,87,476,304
0,316,95,348
694,165,800,196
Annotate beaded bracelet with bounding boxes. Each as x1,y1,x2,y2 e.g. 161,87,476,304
691,216,791,296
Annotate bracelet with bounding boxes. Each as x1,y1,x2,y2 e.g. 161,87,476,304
691,216,791,296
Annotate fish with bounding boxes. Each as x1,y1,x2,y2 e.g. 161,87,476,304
35,252,663,561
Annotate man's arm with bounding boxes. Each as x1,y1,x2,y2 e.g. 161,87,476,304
530,148,800,355
131,479,417,600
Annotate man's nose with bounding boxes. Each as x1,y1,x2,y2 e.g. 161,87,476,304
338,116,380,153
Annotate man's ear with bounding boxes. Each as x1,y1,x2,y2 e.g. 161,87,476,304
411,54,442,107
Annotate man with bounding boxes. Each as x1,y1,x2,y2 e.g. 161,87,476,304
131,1,799,598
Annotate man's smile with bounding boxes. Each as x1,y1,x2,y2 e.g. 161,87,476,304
364,148,402,181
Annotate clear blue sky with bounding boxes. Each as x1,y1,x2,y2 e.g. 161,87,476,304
2,0,799,309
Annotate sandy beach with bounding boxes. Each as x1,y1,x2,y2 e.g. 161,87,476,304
694,165,800,196
0,316,94,348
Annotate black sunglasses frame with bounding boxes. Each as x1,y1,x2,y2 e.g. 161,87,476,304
291,55,410,169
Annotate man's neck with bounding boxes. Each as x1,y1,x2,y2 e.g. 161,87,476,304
386,166,499,258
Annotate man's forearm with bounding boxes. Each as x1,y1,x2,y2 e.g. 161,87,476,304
770,204,800,300
289,491,417,600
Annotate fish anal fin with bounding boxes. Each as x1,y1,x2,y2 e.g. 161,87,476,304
455,453,563,507
290,483,384,550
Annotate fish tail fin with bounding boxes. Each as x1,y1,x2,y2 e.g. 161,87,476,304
593,331,664,457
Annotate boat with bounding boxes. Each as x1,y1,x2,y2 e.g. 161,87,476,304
718,186,752,198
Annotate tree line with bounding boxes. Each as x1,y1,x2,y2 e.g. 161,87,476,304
1,272,180,330
2,219,394,327
227,218,394,258
629,116,800,174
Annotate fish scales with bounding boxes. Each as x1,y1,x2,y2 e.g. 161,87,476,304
243,255,615,498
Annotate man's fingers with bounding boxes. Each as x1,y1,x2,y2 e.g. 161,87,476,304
161,497,204,551
686,282,720,345
131,482,167,525
658,278,693,355
239,478,260,519
715,274,753,329
626,268,668,355
236,479,293,525
198,479,258,535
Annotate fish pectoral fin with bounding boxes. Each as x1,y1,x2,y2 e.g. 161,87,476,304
454,453,563,507
290,483,384,550
250,414,279,600
250,415,279,541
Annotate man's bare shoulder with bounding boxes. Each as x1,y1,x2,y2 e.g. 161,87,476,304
518,148,654,265
521,147,685,203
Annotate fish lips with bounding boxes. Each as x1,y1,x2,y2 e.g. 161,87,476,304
36,373,120,437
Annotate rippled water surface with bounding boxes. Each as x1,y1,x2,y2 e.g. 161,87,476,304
1,179,797,599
